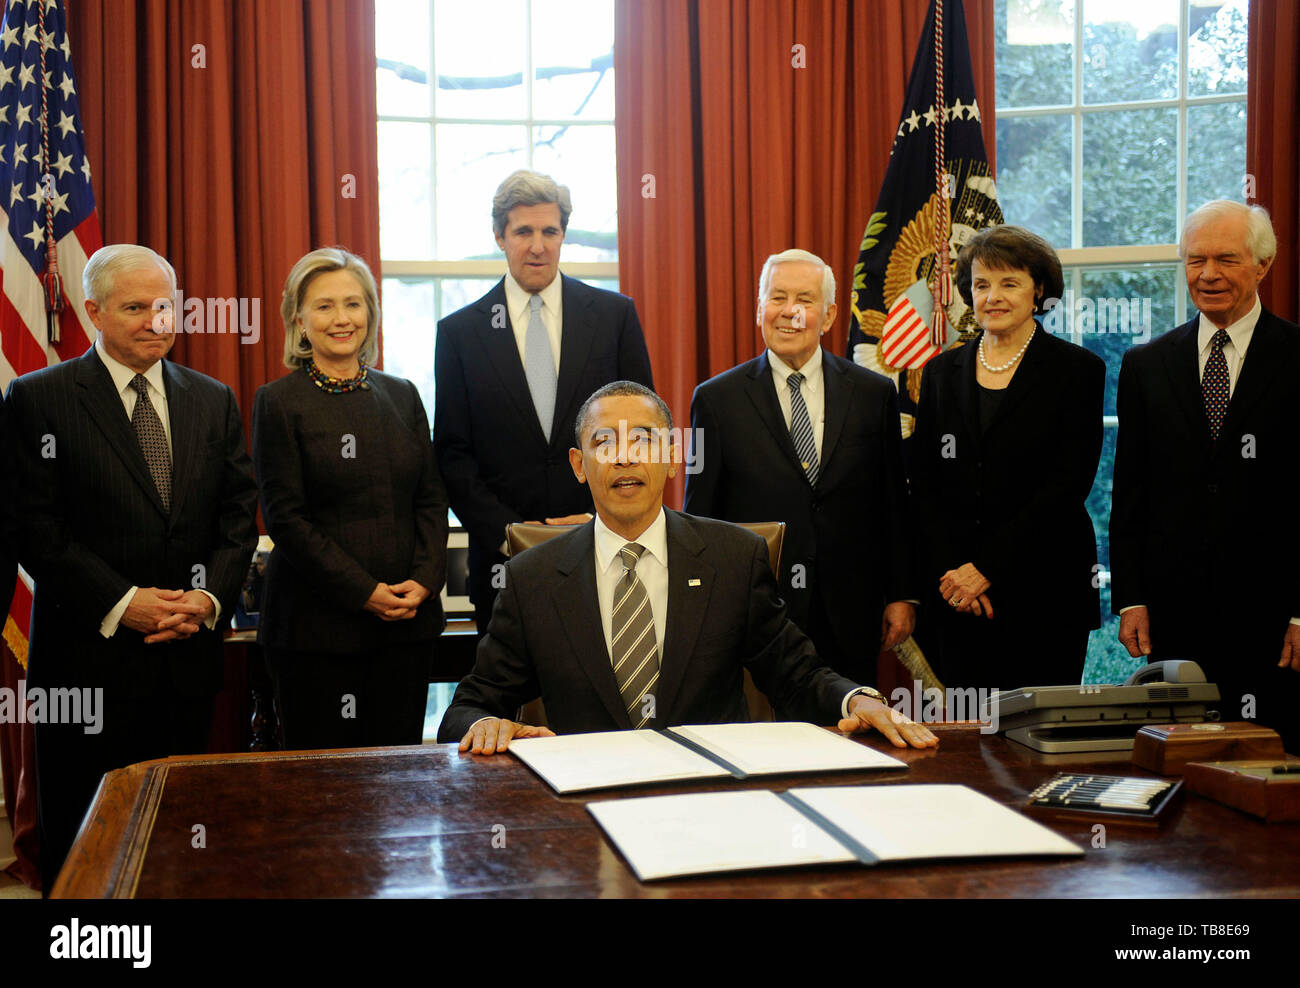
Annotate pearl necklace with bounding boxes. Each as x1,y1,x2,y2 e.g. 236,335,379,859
978,326,1035,373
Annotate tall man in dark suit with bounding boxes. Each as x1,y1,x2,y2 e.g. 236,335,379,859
439,381,938,753
684,249,915,686
4,244,259,889
1111,201,1300,748
434,170,653,638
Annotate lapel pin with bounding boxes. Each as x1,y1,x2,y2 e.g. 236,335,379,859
688,578,701,587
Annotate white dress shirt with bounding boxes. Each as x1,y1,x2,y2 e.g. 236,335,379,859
1196,295,1261,398
94,339,220,637
503,271,563,375
767,348,825,461
593,509,669,663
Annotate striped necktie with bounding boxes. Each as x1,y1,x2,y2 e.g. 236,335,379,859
612,543,659,728
787,371,819,485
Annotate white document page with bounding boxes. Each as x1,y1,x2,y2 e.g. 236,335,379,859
786,784,1084,861
509,730,729,794
587,789,857,881
669,721,907,776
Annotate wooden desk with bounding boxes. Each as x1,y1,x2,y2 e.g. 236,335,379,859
52,725,1300,898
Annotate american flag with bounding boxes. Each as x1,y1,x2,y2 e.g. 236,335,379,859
0,0,101,390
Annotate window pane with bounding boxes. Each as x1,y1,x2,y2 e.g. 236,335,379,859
1082,108,1176,246
1071,264,1180,416
434,0,527,119
531,0,615,120
376,0,431,117
1082,0,1178,104
380,277,437,407
996,114,1071,249
1084,427,1143,684
533,124,617,261
379,122,433,260
436,124,529,260
438,277,501,321
1188,0,1248,96
1187,101,1247,209
994,0,1074,108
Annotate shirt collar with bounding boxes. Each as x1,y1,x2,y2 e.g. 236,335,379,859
1197,295,1261,355
504,270,563,323
768,347,824,390
95,337,166,399
594,507,668,574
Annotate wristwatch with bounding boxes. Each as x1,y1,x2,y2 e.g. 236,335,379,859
849,686,889,706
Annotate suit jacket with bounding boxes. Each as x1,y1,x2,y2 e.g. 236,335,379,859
4,346,259,697
683,349,914,654
437,510,860,740
1110,308,1300,657
251,366,449,654
910,326,1104,631
433,275,653,605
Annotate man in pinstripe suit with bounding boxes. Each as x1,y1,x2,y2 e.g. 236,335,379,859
3,244,258,891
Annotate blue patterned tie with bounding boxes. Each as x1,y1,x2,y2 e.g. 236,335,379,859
787,371,819,486
1202,329,1230,442
524,293,557,442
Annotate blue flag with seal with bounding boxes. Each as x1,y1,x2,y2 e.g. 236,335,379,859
848,0,1002,441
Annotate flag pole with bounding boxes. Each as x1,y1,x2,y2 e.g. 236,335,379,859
38,0,63,346
931,0,950,348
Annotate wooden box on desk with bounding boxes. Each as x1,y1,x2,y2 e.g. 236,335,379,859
1131,722,1284,775
1183,760,1300,822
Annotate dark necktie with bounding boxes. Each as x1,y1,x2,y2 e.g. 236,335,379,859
1201,329,1230,442
787,371,819,485
612,543,658,728
130,374,172,511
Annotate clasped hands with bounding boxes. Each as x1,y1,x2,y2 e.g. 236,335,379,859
364,580,431,621
939,563,993,618
122,587,214,644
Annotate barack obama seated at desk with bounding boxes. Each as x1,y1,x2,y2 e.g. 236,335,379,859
437,381,939,753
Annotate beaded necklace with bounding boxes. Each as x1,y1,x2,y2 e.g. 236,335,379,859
305,358,369,393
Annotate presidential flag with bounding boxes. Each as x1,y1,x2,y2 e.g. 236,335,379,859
848,0,1001,440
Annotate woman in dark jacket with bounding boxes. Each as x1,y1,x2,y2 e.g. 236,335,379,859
253,247,448,748
911,225,1104,691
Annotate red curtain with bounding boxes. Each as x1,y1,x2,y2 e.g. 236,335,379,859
615,0,996,509
1248,0,1299,322
68,0,382,419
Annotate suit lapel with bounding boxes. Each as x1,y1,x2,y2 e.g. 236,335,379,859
953,338,982,457
473,279,548,445
655,510,713,727
1217,309,1284,450
743,352,807,482
1160,319,1212,454
553,275,595,450
552,522,632,728
163,362,196,524
981,325,1053,436
818,351,852,482
74,348,168,517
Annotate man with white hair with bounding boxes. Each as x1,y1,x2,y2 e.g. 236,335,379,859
1111,200,1300,748
685,249,915,692
3,244,258,890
